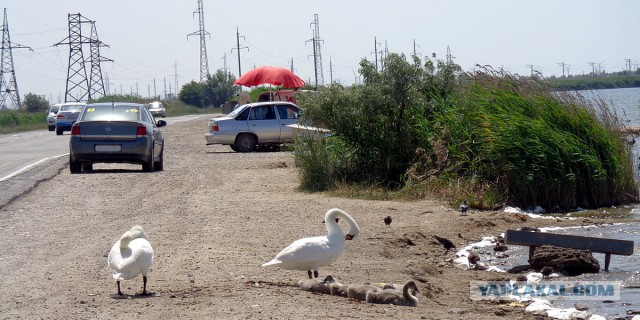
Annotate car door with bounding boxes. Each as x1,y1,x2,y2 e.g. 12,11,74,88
246,105,281,143
276,104,301,142
141,106,163,157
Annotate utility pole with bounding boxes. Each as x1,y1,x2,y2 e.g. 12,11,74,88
188,0,210,82
329,57,333,84
172,61,178,98
557,62,567,77
231,28,248,76
412,39,422,60
0,8,31,110
88,21,111,100
372,37,380,71
221,53,228,80
588,62,597,76
526,64,535,77
625,58,632,72
290,58,294,73
306,14,324,89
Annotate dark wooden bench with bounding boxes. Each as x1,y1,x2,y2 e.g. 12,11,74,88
504,229,635,271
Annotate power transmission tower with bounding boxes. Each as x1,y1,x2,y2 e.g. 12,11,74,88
54,13,94,103
88,21,111,100
0,8,32,110
188,0,210,82
412,39,422,60
231,28,248,76
372,37,381,71
307,14,324,88
446,46,455,64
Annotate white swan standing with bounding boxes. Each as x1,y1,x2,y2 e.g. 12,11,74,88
107,225,154,295
262,208,360,279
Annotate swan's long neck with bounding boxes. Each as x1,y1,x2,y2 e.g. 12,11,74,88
403,283,418,304
325,209,345,238
325,208,360,239
119,232,133,249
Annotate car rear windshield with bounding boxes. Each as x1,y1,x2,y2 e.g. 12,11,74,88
60,105,85,112
82,105,141,122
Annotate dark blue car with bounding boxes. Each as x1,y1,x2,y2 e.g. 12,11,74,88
69,102,167,173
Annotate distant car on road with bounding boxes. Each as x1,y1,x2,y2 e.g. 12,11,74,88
47,104,62,131
55,102,86,135
205,101,301,152
146,101,166,118
69,102,167,173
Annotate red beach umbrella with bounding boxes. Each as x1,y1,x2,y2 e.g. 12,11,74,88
234,66,305,89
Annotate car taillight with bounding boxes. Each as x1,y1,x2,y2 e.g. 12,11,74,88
212,122,219,132
136,124,148,136
70,124,80,136
57,114,65,119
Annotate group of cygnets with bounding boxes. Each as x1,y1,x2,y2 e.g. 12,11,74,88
107,208,420,307
299,275,420,307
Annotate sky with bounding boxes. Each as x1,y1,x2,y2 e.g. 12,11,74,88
0,0,638,107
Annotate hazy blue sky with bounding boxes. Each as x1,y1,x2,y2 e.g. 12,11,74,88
1,0,638,105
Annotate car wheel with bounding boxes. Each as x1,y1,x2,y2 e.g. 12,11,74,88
69,158,81,174
82,164,93,171
142,147,155,172
154,147,164,171
48,125,55,132
56,128,63,135
235,134,257,152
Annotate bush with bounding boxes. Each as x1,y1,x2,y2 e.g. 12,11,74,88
296,55,637,210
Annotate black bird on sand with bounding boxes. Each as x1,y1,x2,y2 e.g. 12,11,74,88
459,200,469,216
433,235,456,251
541,266,554,278
467,251,480,266
383,215,393,227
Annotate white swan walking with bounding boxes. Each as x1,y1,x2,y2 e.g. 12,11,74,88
262,208,360,279
107,225,154,295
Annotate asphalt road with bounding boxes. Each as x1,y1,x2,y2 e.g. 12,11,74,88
0,114,207,209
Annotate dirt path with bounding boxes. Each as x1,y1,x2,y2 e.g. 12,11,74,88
0,116,629,319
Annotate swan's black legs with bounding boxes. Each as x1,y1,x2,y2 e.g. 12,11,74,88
314,270,319,278
307,270,313,279
117,281,123,295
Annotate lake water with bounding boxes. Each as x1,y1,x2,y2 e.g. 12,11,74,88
506,87,640,318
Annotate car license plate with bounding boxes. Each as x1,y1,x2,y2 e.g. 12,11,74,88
95,145,121,152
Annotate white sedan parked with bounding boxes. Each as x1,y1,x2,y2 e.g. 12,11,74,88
205,101,301,152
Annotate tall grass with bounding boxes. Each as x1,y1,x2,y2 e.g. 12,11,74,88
437,70,637,209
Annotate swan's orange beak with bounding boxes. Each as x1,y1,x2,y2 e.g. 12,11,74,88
345,234,354,240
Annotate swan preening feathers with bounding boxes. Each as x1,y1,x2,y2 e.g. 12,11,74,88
262,208,360,279
107,225,154,296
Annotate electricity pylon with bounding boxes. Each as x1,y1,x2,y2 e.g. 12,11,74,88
88,21,111,100
54,13,92,102
0,8,32,110
188,0,210,82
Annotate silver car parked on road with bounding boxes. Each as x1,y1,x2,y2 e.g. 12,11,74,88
69,102,167,173
205,101,301,152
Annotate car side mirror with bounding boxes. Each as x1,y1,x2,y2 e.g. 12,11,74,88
157,120,167,127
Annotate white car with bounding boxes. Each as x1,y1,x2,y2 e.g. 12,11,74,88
205,101,301,152
146,101,166,118
46,104,61,131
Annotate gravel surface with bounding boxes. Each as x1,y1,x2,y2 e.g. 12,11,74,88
0,116,628,319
